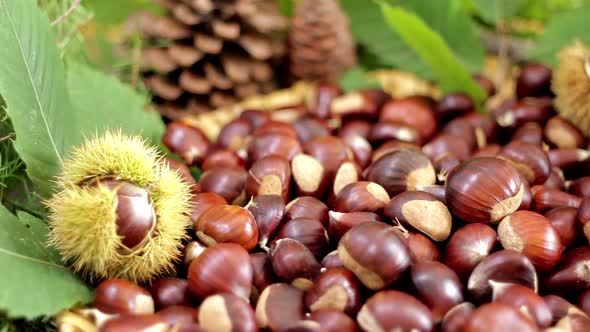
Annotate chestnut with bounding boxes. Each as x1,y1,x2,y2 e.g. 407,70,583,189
422,133,472,161
532,186,582,213
246,155,291,201
463,302,539,332
341,135,372,169
516,62,552,99
495,97,553,128
273,217,329,259
410,260,464,322
380,96,437,141
497,141,551,185
247,132,302,164
285,197,329,228
467,250,538,302
270,238,321,289
250,252,277,298
402,230,442,263
253,120,298,139
199,166,247,204
357,290,434,332
547,148,590,170
99,314,168,332
306,81,343,119
239,109,270,130
183,240,207,268
365,149,436,197
305,267,362,315
367,121,422,145
293,115,332,144
291,153,329,198
414,184,447,204
303,136,351,177
493,283,552,328
445,157,524,224
544,246,590,294
247,195,285,249
544,167,566,190
544,294,585,324
149,277,191,310
445,223,497,281
337,222,410,290
577,289,590,316
198,293,257,332
330,91,379,119
339,120,371,139
328,211,380,243
441,302,475,332
157,305,198,327
371,140,421,163
216,118,252,152
331,161,363,199
545,207,580,248
497,210,563,271
321,250,344,269
436,92,475,121
190,192,228,226
567,176,590,198
433,153,461,181
308,310,358,332
195,205,258,251
187,243,253,300
512,122,544,146
332,181,390,213
94,278,154,315
201,148,245,171
255,283,306,332
384,190,452,241
163,121,212,165
471,143,501,158
544,116,586,149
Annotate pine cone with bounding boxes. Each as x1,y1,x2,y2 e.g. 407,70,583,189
552,41,590,136
289,0,357,82
127,0,287,120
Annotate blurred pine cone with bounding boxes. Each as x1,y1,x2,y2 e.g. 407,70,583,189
288,0,357,82
127,0,287,120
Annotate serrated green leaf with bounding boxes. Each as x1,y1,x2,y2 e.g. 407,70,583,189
378,2,487,104
527,4,590,66
0,205,92,319
67,63,165,146
471,0,528,23
338,67,382,93
0,0,79,198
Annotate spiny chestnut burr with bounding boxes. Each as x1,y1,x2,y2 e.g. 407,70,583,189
441,302,475,332
331,161,363,199
293,115,332,144
246,155,291,201
157,305,199,327
547,148,590,170
357,290,434,332
367,121,422,146
187,243,253,300
273,218,329,259
545,207,580,248
250,252,277,299
436,92,475,121
303,136,351,177
163,121,212,165
247,195,285,249
198,166,247,204
365,149,436,197
247,132,302,165
492,283,552,328
285,197,330,229
270,238,321,289
445,157,524,224
516,62,553,99
497,141,551,185
195,204,259,251
338,222,411,290
332,181,390,213
216,118,252,152
544,116,586,149
161,157,198,191
291,153,329,198
308,309,358,332
94,278,154,315
380,96,438,141
513,122,544,146
341,135,372,169
410,261,464,322
198,293,258,332
567,176,590,198
190,192,228,227
467,250,538,302
532,186,582,213
328,211,381,243
255,283,306,332
201,148,245,171
305,267,362,315
149,277,191,310
422,133,472,162
497,210,564,271
384,190,452,241
445,223,497,281
99,314,168,332
463,302,540,332
306,81,343,119
544,246,590,294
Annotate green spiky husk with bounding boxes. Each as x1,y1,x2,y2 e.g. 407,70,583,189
46,131,192,283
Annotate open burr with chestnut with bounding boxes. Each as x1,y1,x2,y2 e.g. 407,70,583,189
61,61,590,332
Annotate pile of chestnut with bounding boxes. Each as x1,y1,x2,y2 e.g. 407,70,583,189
77,63,590,332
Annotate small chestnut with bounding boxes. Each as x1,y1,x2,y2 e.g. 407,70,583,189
255,283,306,332
492,283,552,328
285,197,330,228
544,207,580,248
303,136,351,177
198,167,247,204
273,218,329,259
270,238,321,289
163,121,211,165
99,314,168,332
246,155,291,201
380,96,437,141
195,205,259,251
149,277,191,310
190,192,228,226
441,302,475,332
463,302,539,332
308,310,358,332
305,267,362,316
94,278,154,315
544,246,590,294
198,293,258,332
291,153,329,198
247,195,285,249
331,181,390,213
445,223,497,281
328,211,380,243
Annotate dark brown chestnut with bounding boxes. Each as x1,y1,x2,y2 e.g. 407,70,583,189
247,195,285,249
577,289,590,316
463,302,539,332
291,153,329,199
306,81,343,119
492,283,552,328
198,293,257,332
253,120,298,139
247,132,302,165
341,135,372,169
547,148,590,170
216,118,252,152
305,267,362,315
270,238,321,289
293,115,332,144
303,136,351,177
149,278,191,310
544,116,586,149
308,310,358,332
250,252,277,299
285,197,330,228
368,121,421,145
195,205,258,251
94,278,154,315
331,161,363,199
199,166,247,205
332,181,390,213
495,97,553,128
339,120,371,139
497,141,551,185
436,92,475,121
532,186,582,213
328,211,380,243
157,305,198,327
544,168,566,190
273,218,329,259
445,223,497,281
183,240,207,268
239,110,270,130
321,250,345,269
380,96,437,141
190,192,228,226
255,283,306,332
246,155,291,201
513,122,544,146
568,176,590,198
544,207,580,248
423,133,472,161
441,302,475,332
201,148,246,171
544,246,590,294
163,121,212,165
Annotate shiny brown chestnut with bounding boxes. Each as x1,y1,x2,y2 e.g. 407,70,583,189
250,252,277,299
273,217,329,259
99,314,168,332
463,302,539,332
285,197,330,228
544,168,566,190
366,149,436,197
371,140,421,163
270,238,321,289
357,290,434,332
255,283,306,332
532,186,582,213
577,289,590,316
198,166,247,204
445,157,524,224
328,211,380,243
568,176,590,198
495,97,553,128
239,109,270,130
544,294,585,324
367,121,422,145
467,250,538,302
492,283,552,328
471,144,501,158
544,116,586,149
190,192,228,226
198,293,258,332
149,277,191,310
380,96,437,141
436,92,475,121
512,122,544,146
338,120,372,139
308,310,358,332
384,190,452,241
195,204,259,251
545,207,580,248
423,133,472,161
544,246,590,294
216,118,252,152
341,135,372,169
330,91,379,119
332,181,390,213
338,222,411,290
183,240,207,268
201,148,246,171
291,153,329,199
305,267,362,315
253,120,298,139
293,115,332,144
547,148,590,170
497,141,551,185
403,230,442,263
445,223,497,281
187,243,253,300
306,81,343,119
157,305,199,327
247,195,285,249
331,161,363,199
163,121,212,165
441,302,475,332
321,250,345,269
303,136,351,177
94,278,154,315
433,153,461,181
441,118,480,151
247,132,302,165
414,184,447,204
516,62,552,99
578,198,590,242
246,155,291,201
497,210,563,271
411,261,464,322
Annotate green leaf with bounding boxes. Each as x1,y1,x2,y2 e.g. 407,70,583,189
338,67,382,93
470,0,528,23
67,63,165,146
0,204,92,319
341,0,485,76
378,2,487,104
527,4,590,66
84,0,164,25
0,0,79,198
